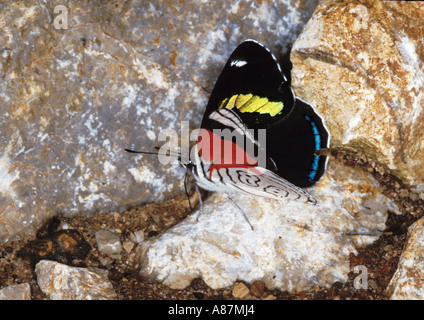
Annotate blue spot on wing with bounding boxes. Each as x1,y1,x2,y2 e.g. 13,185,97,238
304,115,321,182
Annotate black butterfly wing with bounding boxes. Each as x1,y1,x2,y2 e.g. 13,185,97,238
201,40,329,188
266,98,329,187
201,40,295,128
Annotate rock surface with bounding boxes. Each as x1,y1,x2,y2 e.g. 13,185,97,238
35,259,117,300
0,0,319,242
386,217,424,299
291,0,424,190
0,283,31,300
138,160,400,292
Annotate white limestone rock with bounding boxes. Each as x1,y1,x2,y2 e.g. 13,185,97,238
35,260,117,300
138,160,399,293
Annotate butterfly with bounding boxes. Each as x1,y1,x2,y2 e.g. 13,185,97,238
126,40,330,220
184,40,329,207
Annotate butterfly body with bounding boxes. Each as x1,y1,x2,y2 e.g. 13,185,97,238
189,40,329,204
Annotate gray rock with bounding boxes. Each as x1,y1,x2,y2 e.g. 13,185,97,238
35,260,117,300
138,160,400,292
0,0,319,241
0,283,31,300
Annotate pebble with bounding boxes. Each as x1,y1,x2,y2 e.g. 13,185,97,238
383,244,393,252
133,230,145,243
35,260,117,300
0,283,31,300
95,229,122,256
123,241,135,254
232,282,250,299
250,280,265,298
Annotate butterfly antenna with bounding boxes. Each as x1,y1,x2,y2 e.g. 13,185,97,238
124,148,181,159
124,149,160,155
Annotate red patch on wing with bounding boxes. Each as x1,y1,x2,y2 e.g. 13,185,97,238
196,129,262,179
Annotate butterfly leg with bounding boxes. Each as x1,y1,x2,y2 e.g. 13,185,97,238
345,230,383,236
227,195,254,231
192,183,204,222
184,171,193,211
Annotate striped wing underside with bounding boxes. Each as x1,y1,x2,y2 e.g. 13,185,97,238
205,108,317,204
210,165,317,204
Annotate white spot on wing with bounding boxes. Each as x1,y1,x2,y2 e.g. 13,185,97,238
230,59,248,67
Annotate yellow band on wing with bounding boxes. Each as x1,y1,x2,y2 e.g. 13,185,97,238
218,94,283,117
